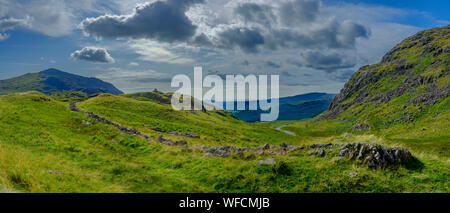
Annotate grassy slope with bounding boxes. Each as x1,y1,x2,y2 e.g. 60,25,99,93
0,92,447,192
78,93,295,147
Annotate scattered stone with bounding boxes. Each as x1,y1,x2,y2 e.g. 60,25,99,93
318,148,326,157
151,127,200,138
349,172,358,178
82,120,91,125
45,170,64,175
70,103,416,170
353,123,371,131
257,158,276,166
280,143,292,148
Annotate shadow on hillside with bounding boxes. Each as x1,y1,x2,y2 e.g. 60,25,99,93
405,157,425,172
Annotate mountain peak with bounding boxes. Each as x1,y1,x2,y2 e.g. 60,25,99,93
0,68,123,96
320,25,449,130
40,68,66,74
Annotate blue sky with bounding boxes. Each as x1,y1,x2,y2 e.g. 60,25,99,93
0,0,448,96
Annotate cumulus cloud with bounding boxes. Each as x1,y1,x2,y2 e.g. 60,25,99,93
278,0,320,26
79,0,369,55
0,17,30,31
80,0,205,42
0,17,30,41
234,3,276,26
217,27,265,53
71,47,115,63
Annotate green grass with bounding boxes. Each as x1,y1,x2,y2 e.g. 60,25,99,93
0,92,447,193
78,93,295,147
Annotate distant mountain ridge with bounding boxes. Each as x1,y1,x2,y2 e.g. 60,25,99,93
219,93,336,122
0,68,123,96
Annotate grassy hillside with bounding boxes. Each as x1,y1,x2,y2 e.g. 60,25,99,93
279,26,449,183
79,92,294,147
0,92,448,192
281,26,449,156
319,26,449,136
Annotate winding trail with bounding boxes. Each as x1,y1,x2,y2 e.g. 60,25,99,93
275,124,297,136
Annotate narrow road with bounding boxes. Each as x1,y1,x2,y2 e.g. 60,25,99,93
275,124,297,136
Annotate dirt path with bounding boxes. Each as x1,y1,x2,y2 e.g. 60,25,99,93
275,124,297,136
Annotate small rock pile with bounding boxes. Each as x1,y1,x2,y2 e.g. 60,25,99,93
338,143,414,168
203,143,273,157
156,135,188,146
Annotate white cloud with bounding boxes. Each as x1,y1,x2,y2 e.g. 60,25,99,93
0,0,116,37
71,47,115,63
128,40,194,64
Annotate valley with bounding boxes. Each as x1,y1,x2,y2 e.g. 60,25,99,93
0,25,448,193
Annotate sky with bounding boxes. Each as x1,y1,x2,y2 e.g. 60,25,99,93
0,0,448,97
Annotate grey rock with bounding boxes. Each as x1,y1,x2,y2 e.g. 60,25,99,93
349,172,358,178
257,158,276,166
280,143,292,148
318,148,326,157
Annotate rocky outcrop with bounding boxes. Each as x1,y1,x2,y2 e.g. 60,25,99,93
321,25,449,121
337,143,414,169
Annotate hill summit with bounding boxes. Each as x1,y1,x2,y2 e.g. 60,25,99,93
321,25,449,131
0,68,123,97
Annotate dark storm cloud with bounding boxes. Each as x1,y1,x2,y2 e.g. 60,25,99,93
234,3,276,26
71,47,115,63
80,0,204,42
217,27,265,53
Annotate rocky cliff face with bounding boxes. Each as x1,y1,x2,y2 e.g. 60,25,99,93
321,25,449,129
